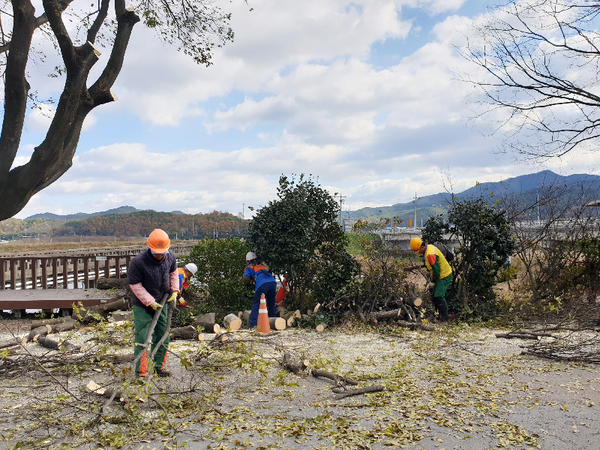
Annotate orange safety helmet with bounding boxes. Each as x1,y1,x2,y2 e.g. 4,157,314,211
147,229,171,253
410,237,423,252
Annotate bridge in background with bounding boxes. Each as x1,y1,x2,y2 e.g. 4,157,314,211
0,242,196,316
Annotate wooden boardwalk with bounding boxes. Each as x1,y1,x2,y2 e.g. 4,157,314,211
0,288,122,314
0,243,195,315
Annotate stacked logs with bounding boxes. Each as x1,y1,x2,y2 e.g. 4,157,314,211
322,283,426,326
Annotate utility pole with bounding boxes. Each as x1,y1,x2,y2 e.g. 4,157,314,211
414,193,418,231
338,193,346,227
242,203,245,220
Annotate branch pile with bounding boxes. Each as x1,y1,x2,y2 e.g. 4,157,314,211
498,302,600,363
281,351,384,399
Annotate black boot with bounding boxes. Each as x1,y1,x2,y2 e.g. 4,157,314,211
434,297,450,322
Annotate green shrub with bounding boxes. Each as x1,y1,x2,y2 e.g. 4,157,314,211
185,237,252,313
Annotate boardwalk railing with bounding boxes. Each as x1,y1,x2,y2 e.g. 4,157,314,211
0,242,196,290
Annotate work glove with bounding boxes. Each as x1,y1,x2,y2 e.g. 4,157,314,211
178,297,188,308
427,282,436,290
150,301,163,311
167,292,178,303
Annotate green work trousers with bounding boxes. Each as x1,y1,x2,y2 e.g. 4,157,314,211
133,304,169,377
433,274,452,320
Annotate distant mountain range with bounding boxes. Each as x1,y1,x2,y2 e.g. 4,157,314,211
23,170,600,225
26,206,185,221
348,170,600,224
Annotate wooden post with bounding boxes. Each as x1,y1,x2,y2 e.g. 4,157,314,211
10,259,16,290
53,258,59,289
31,258,37,289
20,259,26,290
0,258,6,290
83,258,89,289
104,258,110,278
95,259,100,282
62,257,68,289
41,258,48,289
73,258,79,289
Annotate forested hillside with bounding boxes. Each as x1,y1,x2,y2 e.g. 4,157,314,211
0,210,248,240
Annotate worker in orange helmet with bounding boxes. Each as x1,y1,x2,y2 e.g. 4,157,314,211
128,229,179,379
410,237,452,322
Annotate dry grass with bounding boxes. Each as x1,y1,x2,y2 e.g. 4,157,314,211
0,238,147,255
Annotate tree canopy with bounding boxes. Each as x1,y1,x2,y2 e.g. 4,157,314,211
0,0,233,220
247,174,358,308
423,197,515,313
465,0,600,158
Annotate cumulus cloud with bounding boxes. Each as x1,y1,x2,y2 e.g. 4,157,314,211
15,0,598,220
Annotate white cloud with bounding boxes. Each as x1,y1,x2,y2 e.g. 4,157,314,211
15,0,600,221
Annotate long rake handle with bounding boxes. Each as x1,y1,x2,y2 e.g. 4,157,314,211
132,293,169,371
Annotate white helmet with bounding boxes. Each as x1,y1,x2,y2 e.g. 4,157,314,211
184,263,197,276
246,251,257,262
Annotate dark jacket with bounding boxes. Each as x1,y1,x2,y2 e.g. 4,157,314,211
128,249,177,308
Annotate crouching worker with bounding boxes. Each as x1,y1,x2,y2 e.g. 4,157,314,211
242,252,277,327
176,263,197,308
128,229,179,379
410,237,452,322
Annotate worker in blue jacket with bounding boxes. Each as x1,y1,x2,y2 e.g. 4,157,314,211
242,252,277,327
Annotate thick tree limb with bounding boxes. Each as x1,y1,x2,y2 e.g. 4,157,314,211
332,385,385,398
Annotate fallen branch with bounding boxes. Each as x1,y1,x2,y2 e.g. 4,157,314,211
496,331,553,340
311,368,358,386
36,336,81,353
332,385,385,398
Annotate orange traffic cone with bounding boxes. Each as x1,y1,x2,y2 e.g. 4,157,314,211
256,294,271,334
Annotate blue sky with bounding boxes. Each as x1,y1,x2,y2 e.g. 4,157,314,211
12,0,600,219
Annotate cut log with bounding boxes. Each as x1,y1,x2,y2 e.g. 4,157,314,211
276,307,287,318
96,277,130,290
370,308,403,321
313,303,321,314
25,325,51,343
223,313,242,331
37,335,80,352
242,310,251,324
269,317,286,331
193,313,215,326
282,352,309,374
170,326,199,340
284,311,296,327
405,290,423,308
237,311,243,318
51,319,76,333
78,298,129,319
198,323,220,334
316,322,327,332
193,312,219,333
30,317,71,329
306,309,312,316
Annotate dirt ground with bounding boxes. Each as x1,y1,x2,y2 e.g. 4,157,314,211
0,317,599,449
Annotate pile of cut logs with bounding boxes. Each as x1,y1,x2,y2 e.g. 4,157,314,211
170,303,328,340
323,284,424,324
